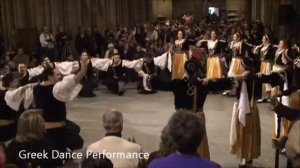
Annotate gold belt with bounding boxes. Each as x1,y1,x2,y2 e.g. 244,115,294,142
45,121,66,129
0,119,15,126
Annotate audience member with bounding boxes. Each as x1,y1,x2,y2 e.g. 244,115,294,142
13,48,30,67
6,109,63,168
39,26,55,59
148,110,221,168
87,109,142,168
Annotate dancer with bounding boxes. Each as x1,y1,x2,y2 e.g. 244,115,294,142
0,73,35,142
224,32,254,96
254,35,276,103
33,52,89,151
197,30,227,78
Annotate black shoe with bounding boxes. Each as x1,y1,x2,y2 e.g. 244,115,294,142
118,91,124,96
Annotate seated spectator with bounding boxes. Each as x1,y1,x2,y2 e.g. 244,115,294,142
104,43,118,58
87,109,142,168
147,126,176,165
13,48,29,67
148,110,221,168
3,55,15,70
6,109,63,168
82,154,113,168
39,26,55,59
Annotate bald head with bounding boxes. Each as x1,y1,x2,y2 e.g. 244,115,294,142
103,109,123,133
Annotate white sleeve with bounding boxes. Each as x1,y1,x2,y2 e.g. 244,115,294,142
54,61,74,75
122,59,143,69
4,87,26,111
91,58,112,71
39,34,48,46
27,65,44,77
23,87,34,109
72,61,80,72
154,52,171,70
53,75,82,102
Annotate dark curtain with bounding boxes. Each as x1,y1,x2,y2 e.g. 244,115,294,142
0,0,153,52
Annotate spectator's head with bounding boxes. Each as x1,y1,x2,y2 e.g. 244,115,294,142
40,67,62,83
15,109,45,143
17,48,24,55
136,44,141,52
2,72,18,88
82,154,113,168
108,43,115,52
17,63,27,75
43,26,49,33
57,25,64,32
167,110,205,155
159,126,176,157
0,64,10,76
102,109,123,134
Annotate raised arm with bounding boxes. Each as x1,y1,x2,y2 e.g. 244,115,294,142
53,56,88,102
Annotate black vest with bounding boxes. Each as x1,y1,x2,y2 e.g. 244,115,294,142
33,85,66,122
0,90,18,120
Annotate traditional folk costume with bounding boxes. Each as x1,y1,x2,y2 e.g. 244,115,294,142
198,40,227,78
254,43,276,101
0,84,34,142
92,56,143,96
18,66,44,86
144,39,234,160
33,74,83,151
137,58,157,94
271,48,294,143
228,41,254,77
229,71,261,164
224,41,254,96
79,60,97,97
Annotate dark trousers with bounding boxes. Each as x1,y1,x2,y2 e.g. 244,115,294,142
0,123,17,142
79,77,97,97
45,120,83,151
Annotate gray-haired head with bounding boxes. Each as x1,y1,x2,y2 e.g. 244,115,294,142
102,109,123,133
